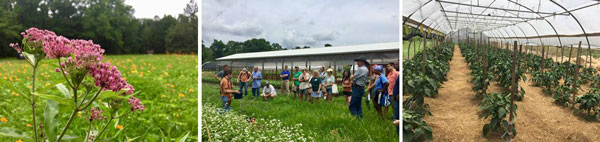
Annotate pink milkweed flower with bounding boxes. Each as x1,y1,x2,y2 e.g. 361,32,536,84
71,39,105,69
128,97,145,112
89,62,134,94
9,43,23,53
88,107,106,122
44,36,73,59
21,27,56,42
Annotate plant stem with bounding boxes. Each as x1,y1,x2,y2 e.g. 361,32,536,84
57,87,102,142
79,89,104,111
31,66,39,142
57,109,78,141
96,116,114,141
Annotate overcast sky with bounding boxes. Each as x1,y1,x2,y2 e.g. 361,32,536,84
202,0,399,49
124,0,191,18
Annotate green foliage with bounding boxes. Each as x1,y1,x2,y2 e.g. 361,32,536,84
205,38,286,62
403,109,433,142
201,84,398,142
553,78,578,107
478,93,517,137
0,55,198,141
575,88,600,121
0,0,198,57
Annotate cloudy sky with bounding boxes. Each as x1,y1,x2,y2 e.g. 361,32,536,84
202,0,399,49
124,0,191,18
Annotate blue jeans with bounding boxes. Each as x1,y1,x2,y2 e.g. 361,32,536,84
392,96,399,132
240,82,248,96
221,96,230,112
252,87,260,97
349,84,364,118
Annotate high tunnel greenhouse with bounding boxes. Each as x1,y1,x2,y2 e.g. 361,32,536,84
213,42,400,77
403,0,600,142
404,0,600,67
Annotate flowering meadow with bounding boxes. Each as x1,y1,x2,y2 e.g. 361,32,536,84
202,103,314,142
0,28,198,141
201,83,399,142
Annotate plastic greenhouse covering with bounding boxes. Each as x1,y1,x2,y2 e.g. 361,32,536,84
214,42,400,72
403,0,600,48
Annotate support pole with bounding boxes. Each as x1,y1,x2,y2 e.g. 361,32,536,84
483,39,487,95
422,32,427,73
572,41,583,108
508,41,518,140
541,45,545,74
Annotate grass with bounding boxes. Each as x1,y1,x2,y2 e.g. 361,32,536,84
201,83,399,142
403,38,435,59
0,54,198,141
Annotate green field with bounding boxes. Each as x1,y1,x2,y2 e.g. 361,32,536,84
0,54,198,141
201,83,399,142
403,38,435,59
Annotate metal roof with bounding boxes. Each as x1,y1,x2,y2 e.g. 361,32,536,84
216,42,400,61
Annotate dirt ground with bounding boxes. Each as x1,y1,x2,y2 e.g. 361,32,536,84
419,44,600,142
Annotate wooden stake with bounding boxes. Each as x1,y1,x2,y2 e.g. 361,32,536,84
483,40,487,95
572,41,582,108
541,45,545,74
422,32,427,73
508,41,518,139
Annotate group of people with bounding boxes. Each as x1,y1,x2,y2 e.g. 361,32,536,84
216,57,400,124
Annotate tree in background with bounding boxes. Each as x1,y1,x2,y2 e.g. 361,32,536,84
324,43,332,47
0,0,198,58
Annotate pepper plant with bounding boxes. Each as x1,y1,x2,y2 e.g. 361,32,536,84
478,93,517,138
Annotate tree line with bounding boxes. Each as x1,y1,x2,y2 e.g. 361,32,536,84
201,38,332,63
0,0,198,58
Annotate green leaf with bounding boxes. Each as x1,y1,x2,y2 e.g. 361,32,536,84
22,51,36,65
498,108,507,118
0,127,33,141
55,83,72,99
176,131,190,142
34,93,76,108
44,100,59,142
483,124,490,136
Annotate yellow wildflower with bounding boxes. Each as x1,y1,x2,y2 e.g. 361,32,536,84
17,139,23,142
0,117,7,123
116,125,124,130
188,89,194,93
45,83,51,87
26,124,32,127
178,93,185,97
161,95,166,98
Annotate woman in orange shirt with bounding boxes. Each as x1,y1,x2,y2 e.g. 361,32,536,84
341,70,353,106
238,68,251,96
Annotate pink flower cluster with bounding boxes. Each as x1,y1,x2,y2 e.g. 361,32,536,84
9,43,22,53
44,36,73,59
21,27,56,42
128,97,145,112
89,63,134,94
88,107,106,122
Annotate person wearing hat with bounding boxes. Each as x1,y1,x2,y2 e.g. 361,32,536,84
349,57,369,118
237,68,252,96
280,65,291,95
323,68,336,103
372,65,389,120
261,81,277,101
298,67,312,102
309,70,323,104
291,66,303,100
251,67,263,98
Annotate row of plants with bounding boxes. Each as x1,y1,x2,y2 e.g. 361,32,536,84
458,43,521,140
460,43,526,100
402,41,453,142
525,47,600,120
